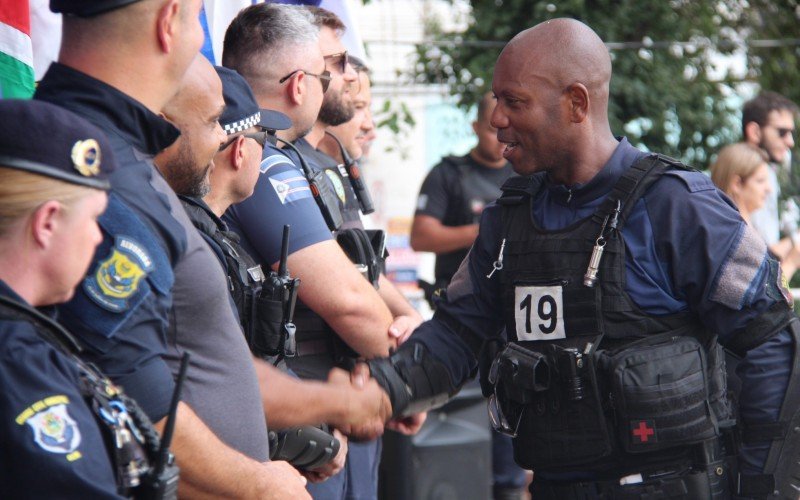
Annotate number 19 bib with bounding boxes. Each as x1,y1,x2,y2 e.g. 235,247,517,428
514,285,566,341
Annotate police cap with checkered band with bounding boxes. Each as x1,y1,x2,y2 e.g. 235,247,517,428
215,66,291,136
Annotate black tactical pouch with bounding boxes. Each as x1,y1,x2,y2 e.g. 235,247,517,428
510,339,617,469
249,293,284,356
605,334,718,454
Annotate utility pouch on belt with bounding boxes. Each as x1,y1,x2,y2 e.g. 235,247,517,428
248,293,284,356
493,338,617,469
602,334,718,454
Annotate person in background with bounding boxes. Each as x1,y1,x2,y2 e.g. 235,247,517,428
711,142,800,282
742,91,798,263
409,91,524,500
411,92,514,303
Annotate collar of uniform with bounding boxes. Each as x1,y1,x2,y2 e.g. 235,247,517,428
35,63,180,156
293,136,337,170
0,280,28,305
179,195,227,231
543,137,645,207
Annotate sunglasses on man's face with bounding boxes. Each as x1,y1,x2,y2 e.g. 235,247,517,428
278,69,332,93
324,51,349,74
218,129,275,152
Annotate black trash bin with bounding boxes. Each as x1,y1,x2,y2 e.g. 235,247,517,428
379,380,491,500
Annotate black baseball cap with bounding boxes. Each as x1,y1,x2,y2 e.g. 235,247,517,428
0,100,115,189
50,0,142,17
215,66,291,135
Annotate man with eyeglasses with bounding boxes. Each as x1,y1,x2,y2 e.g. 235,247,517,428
222,4,402,497
742,91,799,256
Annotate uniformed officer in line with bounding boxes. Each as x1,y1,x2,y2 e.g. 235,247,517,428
359,19,800,499
223,7,421,498
156,62,390,486
35,0,304,497
0,100,164,499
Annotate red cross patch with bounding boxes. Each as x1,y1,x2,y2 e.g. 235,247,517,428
630,420,656,444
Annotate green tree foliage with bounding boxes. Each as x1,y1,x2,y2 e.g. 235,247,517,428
410,0,770,165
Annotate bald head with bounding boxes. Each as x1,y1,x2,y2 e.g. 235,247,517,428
490,19,618,182
157,56,226,198
163,56,222,120
502,19,611,112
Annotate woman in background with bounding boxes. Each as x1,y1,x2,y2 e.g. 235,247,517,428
711,141,800,281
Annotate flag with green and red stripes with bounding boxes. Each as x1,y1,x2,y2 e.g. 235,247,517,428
0,0,34,98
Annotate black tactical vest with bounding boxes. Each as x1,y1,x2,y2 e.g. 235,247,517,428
495,155,732,473
180,197,288,358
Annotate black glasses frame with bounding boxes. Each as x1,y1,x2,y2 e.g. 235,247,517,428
278,69,331,93
218,130,275,152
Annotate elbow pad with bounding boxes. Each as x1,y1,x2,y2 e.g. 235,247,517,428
725,302,795,357
368,341,460,418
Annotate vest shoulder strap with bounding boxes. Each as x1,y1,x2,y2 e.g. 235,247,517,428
498,174,545,205
595,154,696,227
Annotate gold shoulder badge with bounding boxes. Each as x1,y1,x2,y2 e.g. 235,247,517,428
71,139,101,177
83,236,153,312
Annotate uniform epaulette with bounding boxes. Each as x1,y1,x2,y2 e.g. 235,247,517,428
654,153,697,172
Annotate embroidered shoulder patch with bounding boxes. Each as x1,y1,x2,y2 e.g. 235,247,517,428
84,236,153,312
17,395,82,458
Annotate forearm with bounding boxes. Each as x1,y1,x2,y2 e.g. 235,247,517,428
736,329,793,473
378,274,423,320
770,237,794,261
289,241,395,357
158,402,269,498
410,216,478,254
255,361,348,429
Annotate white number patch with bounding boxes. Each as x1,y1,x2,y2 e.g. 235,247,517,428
514,285,566,341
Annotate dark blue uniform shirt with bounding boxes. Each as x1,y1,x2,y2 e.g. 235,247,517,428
0,281,122,499
35,63,186,421
411,138,792,474
225,143,332,267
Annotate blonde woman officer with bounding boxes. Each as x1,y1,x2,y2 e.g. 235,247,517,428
0,100,164,499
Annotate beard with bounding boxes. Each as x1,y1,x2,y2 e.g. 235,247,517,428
166,139,212,198
318,87,355,126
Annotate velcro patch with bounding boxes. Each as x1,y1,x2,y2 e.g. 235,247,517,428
710,224,767,309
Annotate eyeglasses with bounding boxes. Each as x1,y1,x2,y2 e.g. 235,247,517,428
278,69,331,93
324,51,349,74
774,127,795,139
218,130,274,152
